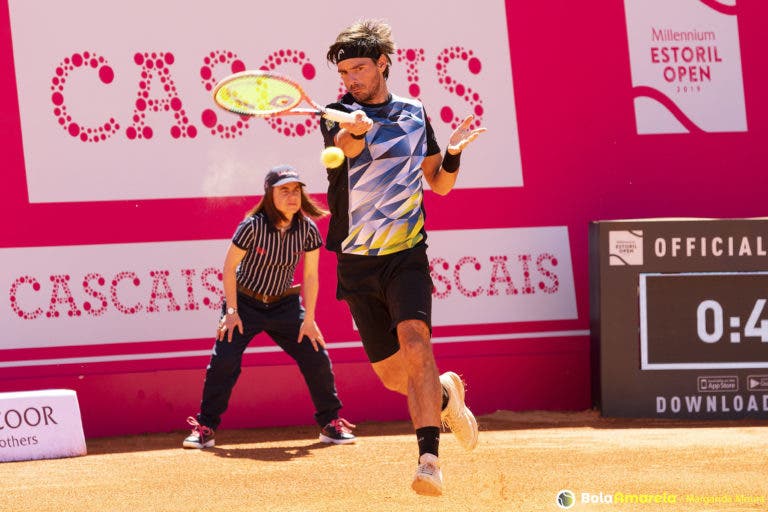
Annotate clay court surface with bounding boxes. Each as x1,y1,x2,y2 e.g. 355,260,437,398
3,410,767,512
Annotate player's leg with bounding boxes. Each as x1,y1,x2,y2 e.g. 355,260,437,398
336,249,444,494
370,336,479,450
265,296,354,444
387,245,479,450
394,246,480,494
395,319,442,428
342,296,444,494
367,332,444,496
378,248,443,495
344,293,402,391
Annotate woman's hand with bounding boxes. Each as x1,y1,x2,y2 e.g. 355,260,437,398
216,312,243,342
298,320,326,351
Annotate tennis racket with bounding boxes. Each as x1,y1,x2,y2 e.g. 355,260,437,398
212,70,358,124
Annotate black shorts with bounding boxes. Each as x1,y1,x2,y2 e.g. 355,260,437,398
336,244,433,363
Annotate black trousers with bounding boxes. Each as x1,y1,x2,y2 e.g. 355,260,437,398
197,292,342,429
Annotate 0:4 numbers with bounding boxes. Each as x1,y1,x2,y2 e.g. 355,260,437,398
697,299,768,343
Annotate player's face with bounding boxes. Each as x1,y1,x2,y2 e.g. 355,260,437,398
272,182,302,218
337,56,388,104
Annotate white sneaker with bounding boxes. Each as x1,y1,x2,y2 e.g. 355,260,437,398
182,416,215,449
411,453,443,496
440,372,479,450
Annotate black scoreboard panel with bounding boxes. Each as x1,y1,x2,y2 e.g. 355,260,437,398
590,218,768,418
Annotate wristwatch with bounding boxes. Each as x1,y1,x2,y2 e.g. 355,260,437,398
226,307,237,315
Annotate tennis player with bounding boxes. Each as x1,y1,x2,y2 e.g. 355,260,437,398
183,165,355,449
321,19,486,496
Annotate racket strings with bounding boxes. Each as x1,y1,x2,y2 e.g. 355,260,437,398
218,76,302,115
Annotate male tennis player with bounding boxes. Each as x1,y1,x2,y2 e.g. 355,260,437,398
321,19,486,496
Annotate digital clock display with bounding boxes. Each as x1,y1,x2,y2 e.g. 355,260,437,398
640,272,768,370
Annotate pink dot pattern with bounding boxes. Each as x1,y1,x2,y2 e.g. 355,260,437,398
454,256,484,298
200,50,252,138
146,270,181,313
82,273,108,317
47,275,81,318
200,267,224,309
50,52,119,143
517,254,535,294
488,255,518,296
396,48,426,100
200,49,319,139
181,269,199,311
536,253,560,294
126,52,197,140
334,78,346,101
11,268,226,320
9,276,43,320
429,257,452,299
110,271,143,315
436,47,484,130
260,49,319,138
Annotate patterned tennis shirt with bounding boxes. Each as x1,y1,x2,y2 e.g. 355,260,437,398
321,93,440,256
231,212,323,296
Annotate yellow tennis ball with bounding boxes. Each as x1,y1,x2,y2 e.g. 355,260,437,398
320,146,345,169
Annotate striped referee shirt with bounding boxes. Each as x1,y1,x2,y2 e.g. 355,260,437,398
232,212,323,296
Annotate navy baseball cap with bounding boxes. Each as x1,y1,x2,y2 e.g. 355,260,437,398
264,165,306,190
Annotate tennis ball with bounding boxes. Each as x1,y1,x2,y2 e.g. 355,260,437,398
320,146,345,169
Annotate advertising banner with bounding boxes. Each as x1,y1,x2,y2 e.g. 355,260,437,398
592,219,768,419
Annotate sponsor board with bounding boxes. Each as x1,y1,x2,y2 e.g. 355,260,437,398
624,0,747,134
8,0,521,203
593,219,768,418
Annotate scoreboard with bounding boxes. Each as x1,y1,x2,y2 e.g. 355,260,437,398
590,218,768,418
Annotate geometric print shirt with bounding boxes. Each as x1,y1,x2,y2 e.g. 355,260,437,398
322,93,440,256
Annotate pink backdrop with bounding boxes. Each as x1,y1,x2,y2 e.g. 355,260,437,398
1,0,766,437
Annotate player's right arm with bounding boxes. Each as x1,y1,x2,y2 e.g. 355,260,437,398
335,112,372,158
321,102,372,159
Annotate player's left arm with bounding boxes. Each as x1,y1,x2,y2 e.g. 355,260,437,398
423,114,487,195
298,248,325,351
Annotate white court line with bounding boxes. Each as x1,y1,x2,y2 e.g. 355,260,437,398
0,330,590,368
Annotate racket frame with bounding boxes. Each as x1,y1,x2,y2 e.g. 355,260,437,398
212,70,357,123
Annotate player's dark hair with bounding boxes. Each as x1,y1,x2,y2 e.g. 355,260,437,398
327,19,395,79
246,186,328,225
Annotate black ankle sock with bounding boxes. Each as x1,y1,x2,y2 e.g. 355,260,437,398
441,386,449,411
416,426,440,458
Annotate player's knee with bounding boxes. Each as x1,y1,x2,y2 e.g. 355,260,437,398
397,320,429,345
397,324,431,358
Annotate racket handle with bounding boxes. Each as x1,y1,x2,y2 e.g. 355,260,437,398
322,108,360,124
